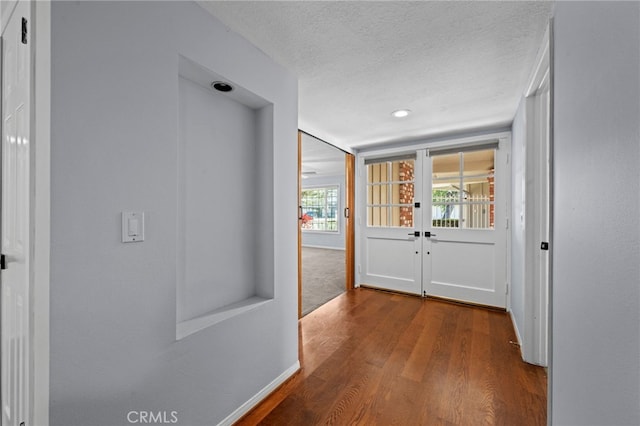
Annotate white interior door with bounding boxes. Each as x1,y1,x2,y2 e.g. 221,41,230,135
423,142,508,308
360,155,423,295
1,1,31,425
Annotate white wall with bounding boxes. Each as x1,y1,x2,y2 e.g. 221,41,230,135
510,98,526,344
49,2,298,425
34,1,52,424
552,2,640,425
302,175,346,249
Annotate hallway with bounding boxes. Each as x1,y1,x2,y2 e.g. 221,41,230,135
237,288,547,425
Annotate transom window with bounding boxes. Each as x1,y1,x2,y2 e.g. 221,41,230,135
432,149,495,229
301,186,339,232
366,158,415,228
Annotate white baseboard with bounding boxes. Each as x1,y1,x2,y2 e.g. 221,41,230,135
217,361,300,426
509,311,524,359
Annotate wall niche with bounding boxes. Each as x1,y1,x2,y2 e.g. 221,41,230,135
176,55,274,339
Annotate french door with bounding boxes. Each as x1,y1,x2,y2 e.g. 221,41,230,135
423,143,508,307
360,155,423,295
361,139,508,308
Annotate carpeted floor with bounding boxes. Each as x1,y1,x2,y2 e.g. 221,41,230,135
302,247,346,316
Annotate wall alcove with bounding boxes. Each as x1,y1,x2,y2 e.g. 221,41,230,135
176,55,274,339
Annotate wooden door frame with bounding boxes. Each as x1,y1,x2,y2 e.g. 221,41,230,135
344,153,355,290
297,131,302,318
297,132,355,319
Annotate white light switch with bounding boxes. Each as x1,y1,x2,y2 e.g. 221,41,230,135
128,218,139,236
122,212,144,243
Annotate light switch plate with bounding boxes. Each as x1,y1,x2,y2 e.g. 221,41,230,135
122,212,145,243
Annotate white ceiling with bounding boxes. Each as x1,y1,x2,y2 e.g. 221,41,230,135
199,1,553,152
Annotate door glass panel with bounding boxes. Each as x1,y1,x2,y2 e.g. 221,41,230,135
392,182,414,203
391,206,414,227
432,149,495,229
432,153,460,178
463,149,494,177
432,187,460,228
380,183,388,204
380,207,389,226
367,159,414,227
462,149,494,229
368,206,381,227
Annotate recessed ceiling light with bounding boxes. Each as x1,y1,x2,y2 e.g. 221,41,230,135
211,81,234,92
391,109,411,118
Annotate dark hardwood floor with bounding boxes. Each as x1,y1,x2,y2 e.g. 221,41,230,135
236,288,547,425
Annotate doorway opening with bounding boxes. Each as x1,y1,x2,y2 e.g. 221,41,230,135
298,132,354,316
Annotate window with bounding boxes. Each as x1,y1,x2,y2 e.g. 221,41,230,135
366,158,415,227
301,186,339,232
432,149,495,229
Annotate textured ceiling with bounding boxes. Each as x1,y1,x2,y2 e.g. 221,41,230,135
199,1,553,151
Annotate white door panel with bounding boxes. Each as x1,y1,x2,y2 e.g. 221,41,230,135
429,239,498,306
427,228,504,306
367,238,416,281
360,155,423,295
431,241,495,288
364,235,421,293
424,143,507,308
1,2,31,425
362,235,422,294
362,228,422,295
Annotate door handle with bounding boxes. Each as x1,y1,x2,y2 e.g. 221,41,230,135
0,254,18,270
408,231,420,237
298,206,303,220
425,231,437,238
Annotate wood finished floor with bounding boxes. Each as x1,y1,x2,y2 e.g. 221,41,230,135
236,288,547,426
